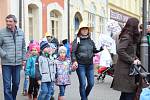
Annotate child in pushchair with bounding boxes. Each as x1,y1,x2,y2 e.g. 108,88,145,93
97,65,114,82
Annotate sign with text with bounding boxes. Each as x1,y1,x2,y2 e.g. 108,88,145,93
110,9,130,23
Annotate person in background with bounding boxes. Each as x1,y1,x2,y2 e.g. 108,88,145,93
37,41,56,100
62,39,70,58
0,14,26,100
111,17,141,100
71,21,102,100
45,32,59,52
25,41,40,100
55,46,72,100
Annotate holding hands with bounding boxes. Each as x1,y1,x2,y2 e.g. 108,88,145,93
72,61,78,71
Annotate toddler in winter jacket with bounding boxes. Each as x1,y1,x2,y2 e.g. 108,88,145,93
55,46,72,100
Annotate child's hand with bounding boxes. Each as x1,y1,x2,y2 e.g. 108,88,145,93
26,76,29,80
72,61,78,71
38,80,41,85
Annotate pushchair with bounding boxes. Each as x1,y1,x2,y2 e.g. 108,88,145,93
129,64,150,100
96,65,114,82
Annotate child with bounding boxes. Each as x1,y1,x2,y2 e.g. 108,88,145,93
55,46,72,100
37,41,56,100
25,41,40,100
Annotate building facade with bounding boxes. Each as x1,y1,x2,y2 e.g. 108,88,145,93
108,0,142,26
0,0,144,44
0,0,20,28
69,0,107,42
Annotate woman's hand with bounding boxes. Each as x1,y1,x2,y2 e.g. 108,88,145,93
133,59,141,65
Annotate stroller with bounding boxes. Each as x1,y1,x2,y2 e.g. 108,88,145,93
96,65,114,82
129,64,150,100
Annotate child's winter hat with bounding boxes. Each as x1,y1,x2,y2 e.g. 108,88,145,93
29,40,40,52
40,41,50,51
58,46,67,54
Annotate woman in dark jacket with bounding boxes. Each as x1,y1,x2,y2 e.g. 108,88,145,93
71,21,101,100
111,17,141,100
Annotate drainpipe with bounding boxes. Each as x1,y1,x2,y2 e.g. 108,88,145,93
68,0,70,43
19,0,22,28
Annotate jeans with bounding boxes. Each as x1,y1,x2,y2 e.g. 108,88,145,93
119,92,135,100
38,82,54,100
76,64,94,100
59,85,66,96
2,65,21,100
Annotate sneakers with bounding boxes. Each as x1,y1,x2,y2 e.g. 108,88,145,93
22,90,28,96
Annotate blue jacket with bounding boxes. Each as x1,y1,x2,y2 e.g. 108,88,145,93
64,42,70,58
25,55,38,78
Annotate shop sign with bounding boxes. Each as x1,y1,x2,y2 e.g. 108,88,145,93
110,9,130,23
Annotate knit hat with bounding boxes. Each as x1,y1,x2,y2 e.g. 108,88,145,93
58,46,67,55
40,41,50,51
29,40,40,52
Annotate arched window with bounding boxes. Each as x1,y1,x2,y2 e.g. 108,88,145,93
74,12,83,38
28,4,39,41
49,10,62,39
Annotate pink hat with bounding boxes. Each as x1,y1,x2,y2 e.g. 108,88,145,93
29,40,40,52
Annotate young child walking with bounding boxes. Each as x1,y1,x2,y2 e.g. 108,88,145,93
25,41,40,100
37,41,56,100
55,46,72,100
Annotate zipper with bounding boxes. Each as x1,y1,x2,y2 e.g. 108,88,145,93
11,31,16,64
47,58,52,81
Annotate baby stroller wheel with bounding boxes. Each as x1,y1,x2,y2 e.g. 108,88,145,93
97,73,106,83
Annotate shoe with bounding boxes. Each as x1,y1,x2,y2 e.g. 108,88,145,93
50,96,55,100
22,90,28,96
28,94,32,100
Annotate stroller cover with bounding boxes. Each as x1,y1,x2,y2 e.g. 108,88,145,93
140,87,150,100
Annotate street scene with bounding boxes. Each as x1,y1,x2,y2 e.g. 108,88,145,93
0,69,120,100
0,0,150,100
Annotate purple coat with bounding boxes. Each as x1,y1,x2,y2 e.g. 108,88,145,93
55,58,71,86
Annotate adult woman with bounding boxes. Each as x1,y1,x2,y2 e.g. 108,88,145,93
71,21,101,100
111,17,141,100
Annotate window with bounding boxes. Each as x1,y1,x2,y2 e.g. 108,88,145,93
99,17,105,34
50,10,60,38
88,12,95,28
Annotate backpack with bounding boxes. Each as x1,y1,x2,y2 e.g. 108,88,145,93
35,56,42,80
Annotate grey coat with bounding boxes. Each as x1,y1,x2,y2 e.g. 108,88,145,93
0,27,26,65
38,56,56,82
111,33,138,93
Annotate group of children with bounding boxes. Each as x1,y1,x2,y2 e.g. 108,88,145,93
22,40,72,100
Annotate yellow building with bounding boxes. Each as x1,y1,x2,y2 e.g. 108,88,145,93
69,0,107,42
108,0,142,25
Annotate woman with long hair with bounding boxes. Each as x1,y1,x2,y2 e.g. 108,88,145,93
111,17,141,100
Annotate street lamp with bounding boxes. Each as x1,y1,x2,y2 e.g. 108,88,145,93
140,0,148,70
